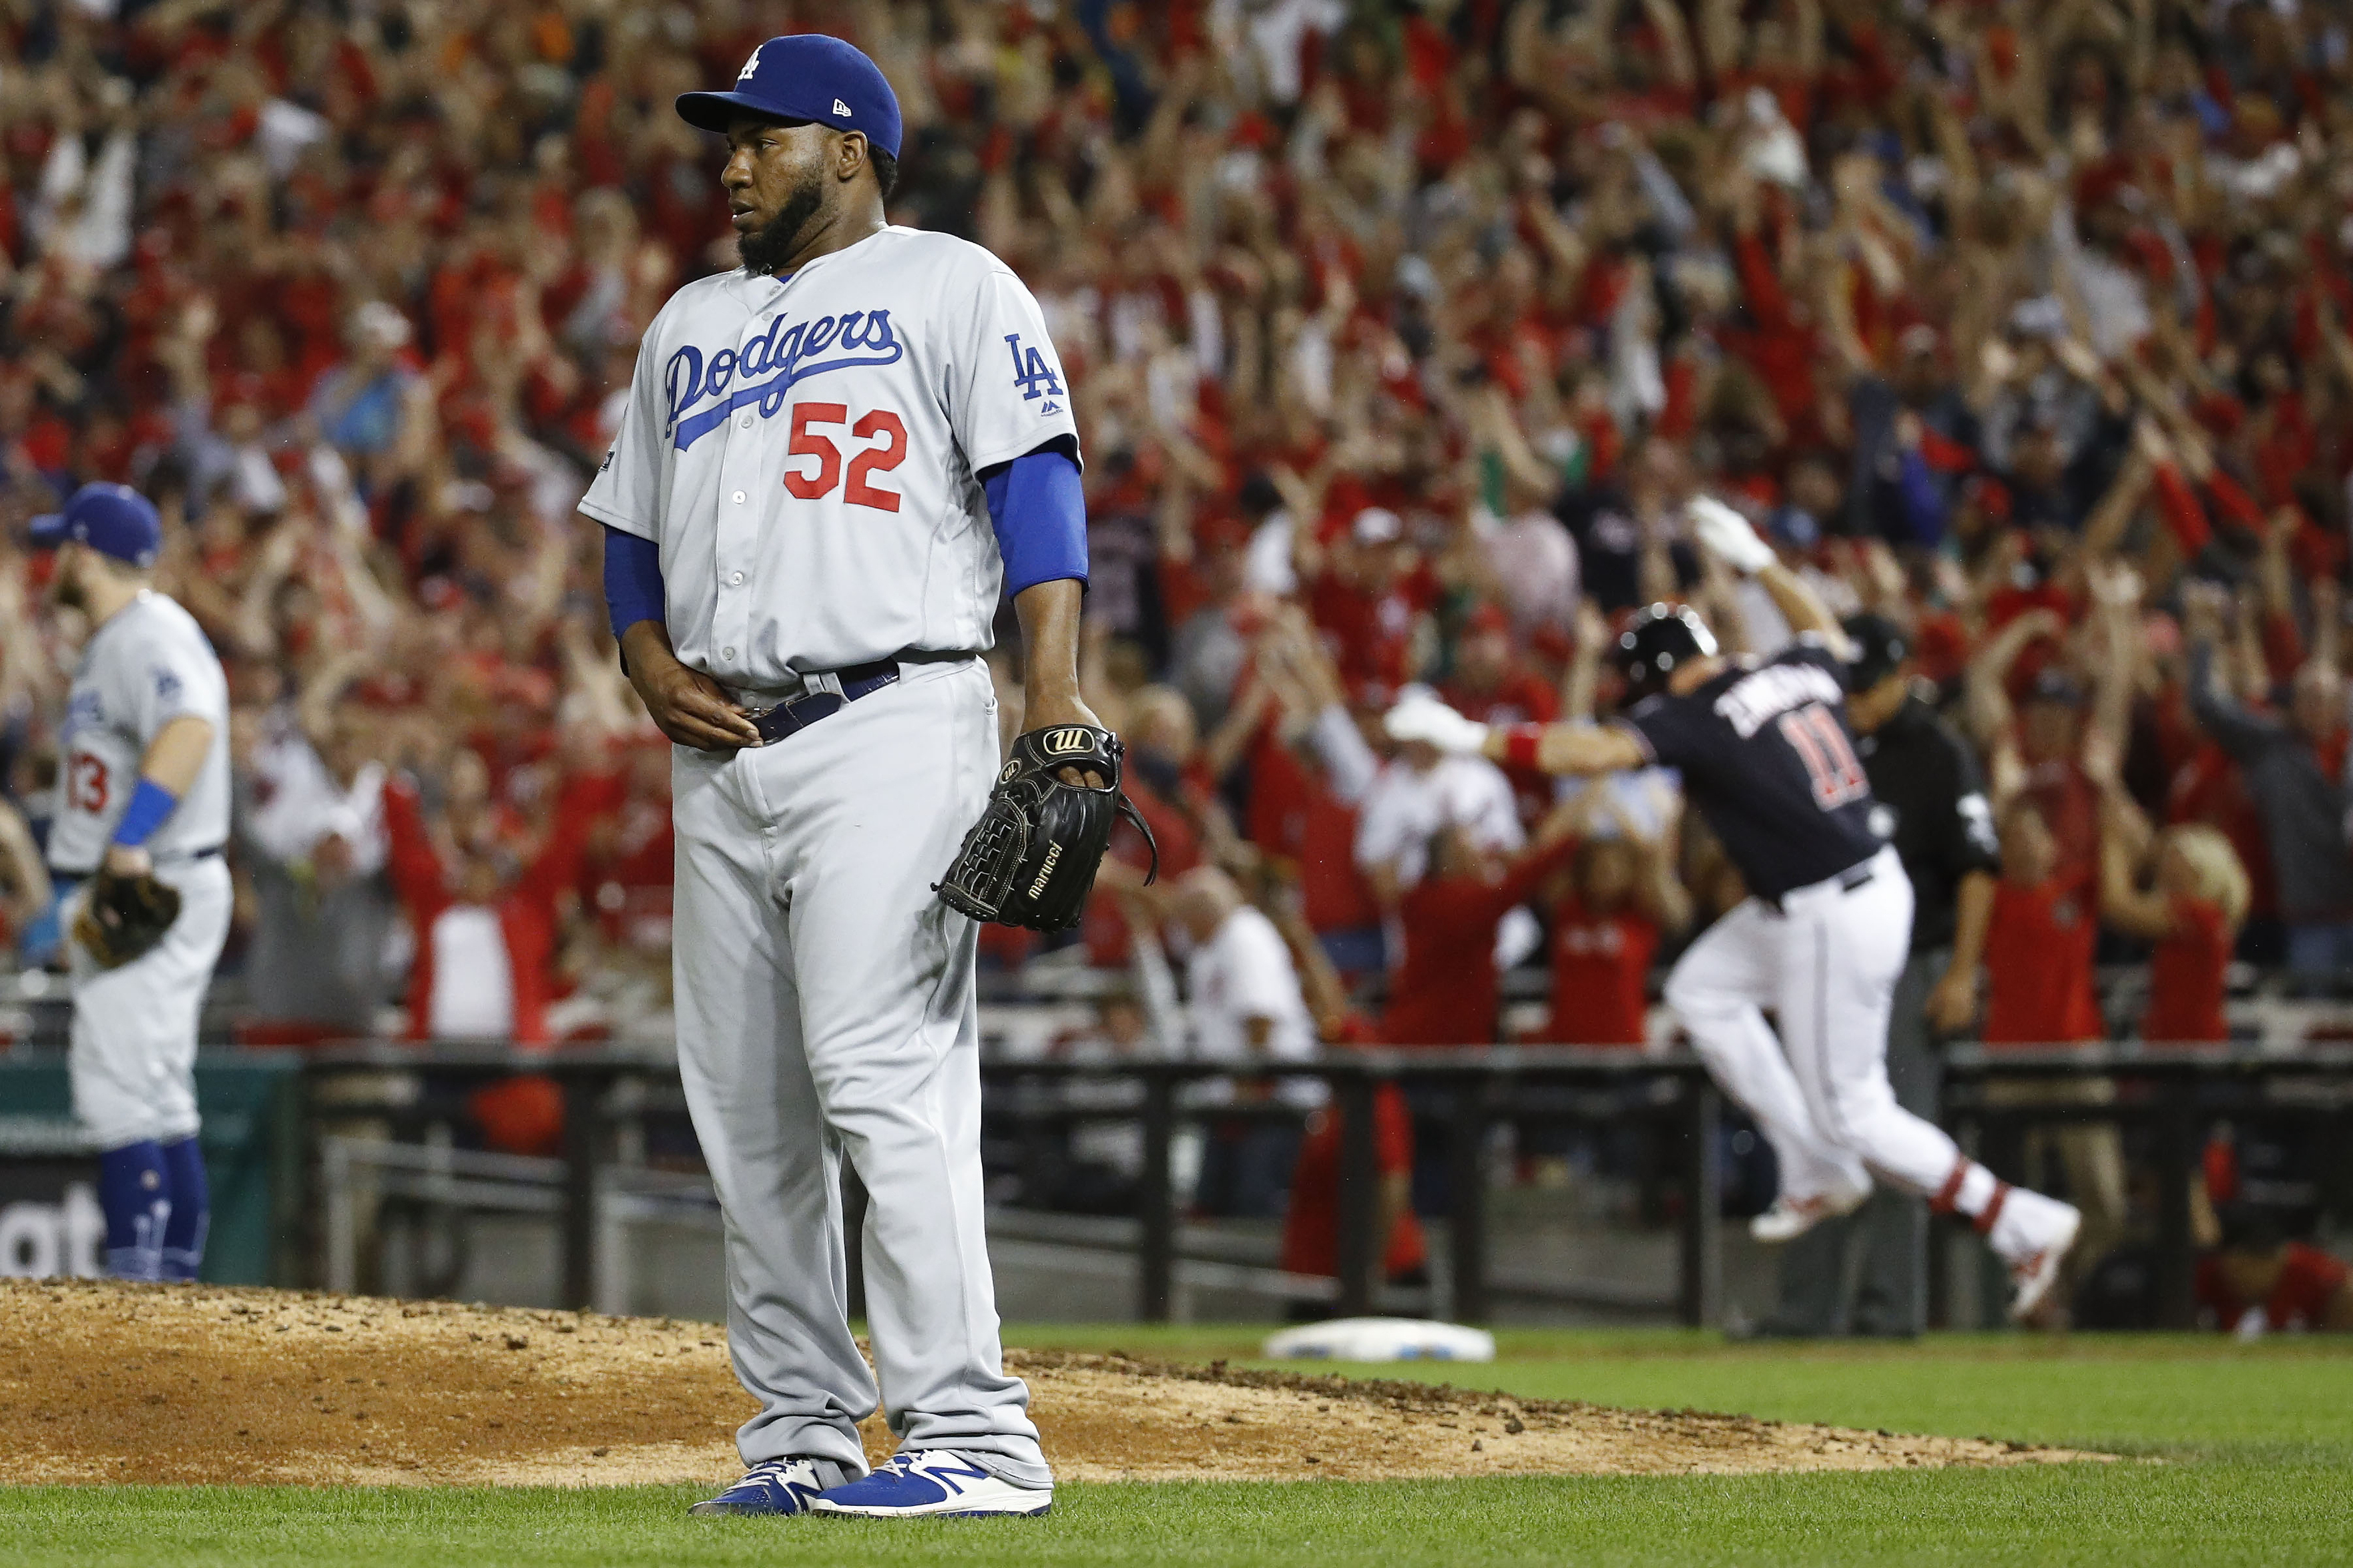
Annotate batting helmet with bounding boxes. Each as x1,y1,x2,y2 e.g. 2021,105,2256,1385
1615,603,1718,705
1841,612,1909,693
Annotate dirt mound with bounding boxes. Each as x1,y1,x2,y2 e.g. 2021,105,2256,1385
0,1281,2101,1485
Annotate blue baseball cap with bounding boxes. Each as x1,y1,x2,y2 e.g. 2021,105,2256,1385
677,34,902,160
29,483,163,569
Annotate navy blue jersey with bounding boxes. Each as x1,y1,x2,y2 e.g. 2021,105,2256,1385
1623,638,1883,899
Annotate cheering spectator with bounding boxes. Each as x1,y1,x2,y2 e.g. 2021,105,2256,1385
379,750,587,1047
2089,757,2250,1049
2183,584,2353,983
2196,1206,2353,1336
232,688,394,1045
1381,796,1583,1048
1539,788,1691,1047
7,0,2353,1335
1267,888,1426,1306
1167,866,1321,1218
0,795,49,962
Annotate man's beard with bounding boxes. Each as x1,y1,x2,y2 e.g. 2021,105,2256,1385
738,179,826,275
50,559,86,612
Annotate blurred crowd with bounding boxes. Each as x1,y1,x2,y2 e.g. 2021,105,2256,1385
3,0,2353,1320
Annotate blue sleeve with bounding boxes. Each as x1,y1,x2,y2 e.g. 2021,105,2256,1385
601,527,665,639
981,447,1088,596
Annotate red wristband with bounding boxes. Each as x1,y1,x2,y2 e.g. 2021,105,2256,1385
1503,724,1544,770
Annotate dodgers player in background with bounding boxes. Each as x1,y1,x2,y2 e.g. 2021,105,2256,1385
32,484,232,1282
584,36,1085,1519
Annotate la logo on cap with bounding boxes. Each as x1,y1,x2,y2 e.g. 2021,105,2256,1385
738,45,762,81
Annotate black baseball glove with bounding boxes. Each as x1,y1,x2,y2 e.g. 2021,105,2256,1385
935,722,1157,931
73,868,182,969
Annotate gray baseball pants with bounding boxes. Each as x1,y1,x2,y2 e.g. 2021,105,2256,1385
668,656,1048,1486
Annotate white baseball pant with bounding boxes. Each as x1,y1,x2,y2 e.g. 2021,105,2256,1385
67,855,233,1150
1664,846,1965,1204
668,656,1047,1487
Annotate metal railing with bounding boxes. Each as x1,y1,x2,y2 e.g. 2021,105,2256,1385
282,1039,2353,1326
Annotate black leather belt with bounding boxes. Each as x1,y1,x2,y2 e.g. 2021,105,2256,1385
1762,861,1875,915
735,650,973,747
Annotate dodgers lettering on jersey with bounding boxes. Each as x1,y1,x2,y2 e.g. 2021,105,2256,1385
580,226,1081,685
49,591,232,874
1623,639,1882,899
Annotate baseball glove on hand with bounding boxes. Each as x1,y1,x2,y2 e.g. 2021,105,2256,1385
936,723,1157,931
73,869,182,969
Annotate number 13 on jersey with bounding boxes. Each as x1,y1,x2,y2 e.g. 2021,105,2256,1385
782,403,908,512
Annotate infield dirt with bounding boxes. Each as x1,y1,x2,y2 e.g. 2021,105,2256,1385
0,1280,2105,1485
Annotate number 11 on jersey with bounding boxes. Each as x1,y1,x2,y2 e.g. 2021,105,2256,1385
1780,705,1867,809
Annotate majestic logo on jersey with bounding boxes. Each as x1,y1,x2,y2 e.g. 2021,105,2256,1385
1005,333,1064,401
738,46,762,81
666,308,904,451
1712,663,1844,738
152,668,183,704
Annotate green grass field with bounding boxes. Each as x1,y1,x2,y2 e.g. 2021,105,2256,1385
9,1328,2350,1567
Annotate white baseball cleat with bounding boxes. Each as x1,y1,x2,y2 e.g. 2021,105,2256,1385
2004,1197,2083,1322
688,1456,848,1516
1750,1184,1870,1244
808,1451,1053,1519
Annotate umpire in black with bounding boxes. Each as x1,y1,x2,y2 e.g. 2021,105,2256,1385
1755,614,2001,1336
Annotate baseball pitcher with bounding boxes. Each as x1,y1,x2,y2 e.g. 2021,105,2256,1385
1386,501,2084,1322
34,483,232,1283
586,34,1119,1519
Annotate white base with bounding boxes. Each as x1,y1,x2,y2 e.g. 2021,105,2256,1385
1262,1316,1497,1363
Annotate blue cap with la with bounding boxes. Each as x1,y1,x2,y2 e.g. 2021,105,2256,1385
677,34,902,159
29,482,163,569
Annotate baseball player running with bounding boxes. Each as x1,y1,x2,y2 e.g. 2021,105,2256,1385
1387,501,2081,1321
33,484,232,1283
585,35,1095,1519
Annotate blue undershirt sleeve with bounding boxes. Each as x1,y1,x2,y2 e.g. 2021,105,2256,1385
601,526,666,639
982,447,1089,597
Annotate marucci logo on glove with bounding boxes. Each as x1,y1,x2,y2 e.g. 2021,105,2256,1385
935,723,1157,931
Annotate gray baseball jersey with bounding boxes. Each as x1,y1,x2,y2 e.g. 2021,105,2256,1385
49,591,231,874
579,225,1079,682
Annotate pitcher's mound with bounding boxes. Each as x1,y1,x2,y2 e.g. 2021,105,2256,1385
0,1281,2101,1485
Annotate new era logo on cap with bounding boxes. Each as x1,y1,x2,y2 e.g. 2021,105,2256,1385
834,98,852,116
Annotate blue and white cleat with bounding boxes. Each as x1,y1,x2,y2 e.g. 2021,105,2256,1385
808,1451,1053,1518
688,1456,849,1516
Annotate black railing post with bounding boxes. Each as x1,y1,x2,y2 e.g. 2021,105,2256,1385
1449,1073,1490,1323
1334,1066,1380,1318
559,1071,599,1310
2155,1074,2197,1329
1677,1075,1722,1328
1137,1071,1175,1322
